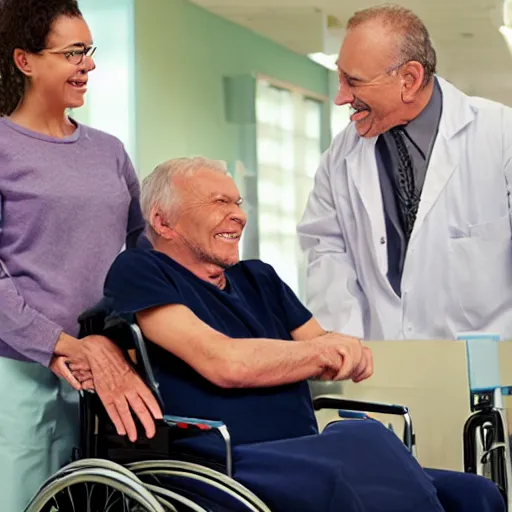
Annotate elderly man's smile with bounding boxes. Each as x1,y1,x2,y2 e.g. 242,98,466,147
215,232,241,243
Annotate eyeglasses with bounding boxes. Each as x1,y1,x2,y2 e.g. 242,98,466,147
46,46,97,65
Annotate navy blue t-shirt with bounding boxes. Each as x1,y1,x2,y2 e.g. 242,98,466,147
104,249,319,452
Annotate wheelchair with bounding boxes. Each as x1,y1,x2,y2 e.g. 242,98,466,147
24,302,500,512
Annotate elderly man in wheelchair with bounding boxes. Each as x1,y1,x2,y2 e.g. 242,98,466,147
27,157,506,512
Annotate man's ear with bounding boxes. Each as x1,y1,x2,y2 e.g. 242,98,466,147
400,61,425,103
151,210,174,240
13,49,34,77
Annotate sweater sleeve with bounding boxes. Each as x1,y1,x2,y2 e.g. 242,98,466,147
0,192,63,365
0,259,63,365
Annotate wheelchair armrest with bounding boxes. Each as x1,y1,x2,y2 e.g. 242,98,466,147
163,415,233,477
313,395,415,454
312,396,409,416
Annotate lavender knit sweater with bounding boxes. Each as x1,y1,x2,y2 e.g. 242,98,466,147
0,117,144,365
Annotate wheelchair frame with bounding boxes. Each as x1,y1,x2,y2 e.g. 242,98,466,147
25,304,420,512
79,315,417,474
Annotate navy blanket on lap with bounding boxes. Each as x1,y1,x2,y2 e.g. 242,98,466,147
104,249,444,512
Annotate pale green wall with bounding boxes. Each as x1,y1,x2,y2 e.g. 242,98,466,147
134,0,330,177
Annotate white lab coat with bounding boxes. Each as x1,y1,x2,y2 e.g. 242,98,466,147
298,77,512,341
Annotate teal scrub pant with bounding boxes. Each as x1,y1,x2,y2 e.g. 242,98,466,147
0,356,79,512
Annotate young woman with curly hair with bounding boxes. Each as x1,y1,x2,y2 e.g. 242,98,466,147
0,0,161,508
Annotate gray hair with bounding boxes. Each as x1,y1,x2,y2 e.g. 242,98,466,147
347,4,436,88
141,156,228,242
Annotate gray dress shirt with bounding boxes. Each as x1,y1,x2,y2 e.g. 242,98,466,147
375,79,443,296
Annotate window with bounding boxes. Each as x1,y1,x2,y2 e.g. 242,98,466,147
256,79,323,299
331,104,351,140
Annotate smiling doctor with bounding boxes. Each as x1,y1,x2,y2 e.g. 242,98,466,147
298,4,512,341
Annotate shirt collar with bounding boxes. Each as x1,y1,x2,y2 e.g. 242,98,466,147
402,78,443,159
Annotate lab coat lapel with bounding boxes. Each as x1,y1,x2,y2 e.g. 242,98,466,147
345,137,388,274
409,77,475,244
409,134,457,242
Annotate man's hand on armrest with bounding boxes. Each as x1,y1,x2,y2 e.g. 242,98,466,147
53,332,163,442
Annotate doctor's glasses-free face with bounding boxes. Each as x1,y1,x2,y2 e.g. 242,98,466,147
336,61,409,137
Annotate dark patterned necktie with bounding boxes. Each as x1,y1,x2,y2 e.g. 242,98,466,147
390,127,420,242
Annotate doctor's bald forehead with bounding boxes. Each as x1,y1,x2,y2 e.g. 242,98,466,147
345,4,437,87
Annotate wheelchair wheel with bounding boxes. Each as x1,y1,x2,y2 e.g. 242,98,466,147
145,484,208,512
25,467,167,512
38,458,144,493
128,461,270,512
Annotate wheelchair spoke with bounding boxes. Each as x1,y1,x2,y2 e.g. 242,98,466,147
103,486,121,512
28,479,165,512
87,483,93,512
65,485,75,512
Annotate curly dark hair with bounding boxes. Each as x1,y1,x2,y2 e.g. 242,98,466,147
0,0,83,116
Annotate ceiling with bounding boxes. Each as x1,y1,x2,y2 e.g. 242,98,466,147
190,0,512,105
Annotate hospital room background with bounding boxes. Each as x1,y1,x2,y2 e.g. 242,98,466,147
73,0,512,484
